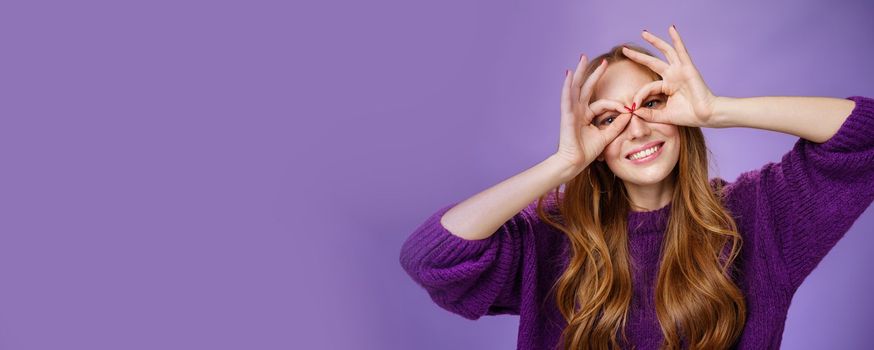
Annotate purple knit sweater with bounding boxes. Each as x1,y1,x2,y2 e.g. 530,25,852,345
399,96,874,349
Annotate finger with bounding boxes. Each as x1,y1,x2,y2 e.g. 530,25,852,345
668,25,693,66
579,58,608,105
641,30,680,65
560,69,584,141
631,80,664,112
621,46,669,77
561,69,573,116
559,70,582,150
587,98,625,124
631,80,666,123
570,54,589,104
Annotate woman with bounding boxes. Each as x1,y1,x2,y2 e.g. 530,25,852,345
399,25,874,349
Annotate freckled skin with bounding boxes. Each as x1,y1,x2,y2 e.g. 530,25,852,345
592,60,680,210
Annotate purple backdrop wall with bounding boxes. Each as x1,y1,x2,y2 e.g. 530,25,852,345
2,0,873,349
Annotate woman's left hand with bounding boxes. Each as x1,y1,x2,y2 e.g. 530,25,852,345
623,25,720,128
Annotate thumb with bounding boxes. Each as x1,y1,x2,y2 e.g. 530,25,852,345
637,108,664,124
600,113,632,143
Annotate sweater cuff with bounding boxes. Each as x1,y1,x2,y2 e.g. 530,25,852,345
399,201,499,272
813,96,874,152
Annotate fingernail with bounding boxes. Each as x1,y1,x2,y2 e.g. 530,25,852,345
580,53,585,61
672,24,677,30
565,69,570,76
643,29,648,33
601,58,607,65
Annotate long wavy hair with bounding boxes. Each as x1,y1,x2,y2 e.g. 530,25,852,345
534,44,746,350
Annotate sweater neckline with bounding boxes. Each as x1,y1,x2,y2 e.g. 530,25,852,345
627,201,672,236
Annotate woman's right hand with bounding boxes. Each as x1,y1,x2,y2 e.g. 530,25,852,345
553,56,632,173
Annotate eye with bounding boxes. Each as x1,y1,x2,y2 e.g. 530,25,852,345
643,98,662,108
598,116,616,126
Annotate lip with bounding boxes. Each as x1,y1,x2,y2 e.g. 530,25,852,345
625,141,665,162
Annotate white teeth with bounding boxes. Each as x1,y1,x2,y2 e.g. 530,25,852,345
629,144,661,160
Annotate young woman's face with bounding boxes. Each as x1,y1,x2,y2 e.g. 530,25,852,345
591,60,680,186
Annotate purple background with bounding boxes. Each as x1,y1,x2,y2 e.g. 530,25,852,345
2,0,873,349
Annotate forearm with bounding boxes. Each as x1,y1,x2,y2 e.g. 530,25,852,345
710,96,856,143
440,155,577,240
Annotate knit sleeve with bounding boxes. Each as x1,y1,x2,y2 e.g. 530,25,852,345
720,95,874,292
398,197,552,320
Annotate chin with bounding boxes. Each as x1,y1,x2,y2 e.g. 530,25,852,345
611,154,677,186
618,171,674,186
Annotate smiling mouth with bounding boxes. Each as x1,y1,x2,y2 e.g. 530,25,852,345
625,141,665,161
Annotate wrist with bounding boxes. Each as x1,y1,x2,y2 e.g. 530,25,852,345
546,154,586,182
709,96,738,128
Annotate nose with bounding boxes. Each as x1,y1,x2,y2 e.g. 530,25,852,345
623,112,651,139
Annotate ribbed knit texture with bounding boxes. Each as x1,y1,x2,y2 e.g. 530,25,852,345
399,95,874,349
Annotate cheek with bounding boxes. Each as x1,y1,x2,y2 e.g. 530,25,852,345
603,139,622,158
662,125,680,138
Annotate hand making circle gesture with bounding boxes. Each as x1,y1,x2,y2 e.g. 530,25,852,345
554,56,632,172
623,25,719,127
